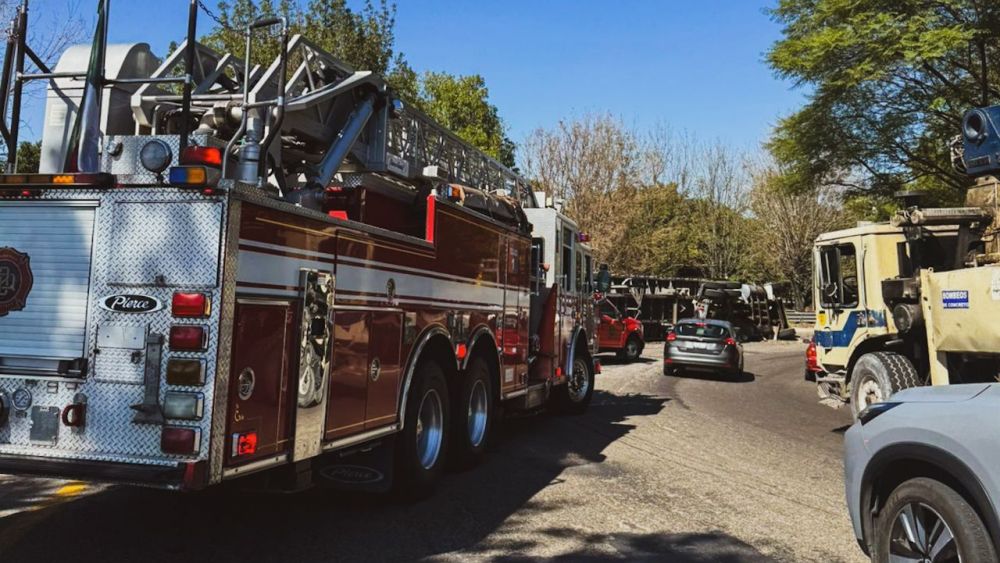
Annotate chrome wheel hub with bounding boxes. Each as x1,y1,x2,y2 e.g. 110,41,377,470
568,358,590,403
467,379,488,448
858,378,884,412
889,502,958,562
415,389,443,470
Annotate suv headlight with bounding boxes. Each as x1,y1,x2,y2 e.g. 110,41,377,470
857,401,901,425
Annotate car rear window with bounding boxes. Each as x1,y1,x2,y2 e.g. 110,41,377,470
676,323,727,338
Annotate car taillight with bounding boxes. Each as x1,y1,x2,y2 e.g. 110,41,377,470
806,340,820,371
172,292,211,318
666,332,677,342
180,146,222,167
169,326,208,351
725,337,737,346
232,431,258,457
161,426,200,455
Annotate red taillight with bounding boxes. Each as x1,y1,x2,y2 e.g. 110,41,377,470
455,343,468,360
232,431,258,457
180,146,222,167
725,337,737,346
161,426,200,455
806,340,820,371
666,332,677,342
172,292,211,318
169,325,208,351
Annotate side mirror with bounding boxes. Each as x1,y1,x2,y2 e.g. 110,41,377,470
596,264,611,294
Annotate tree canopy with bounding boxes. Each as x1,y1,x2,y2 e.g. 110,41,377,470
767,0,1000,207
200,0,514,165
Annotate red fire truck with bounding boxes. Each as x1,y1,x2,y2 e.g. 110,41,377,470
0,1,598,494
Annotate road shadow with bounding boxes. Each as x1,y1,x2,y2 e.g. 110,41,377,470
490,529,778,562
830,424,852,435
0,390,682,563
667,368,756,384
595,354,656,367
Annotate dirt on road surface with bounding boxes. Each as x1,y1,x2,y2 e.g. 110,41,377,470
0,339,862,562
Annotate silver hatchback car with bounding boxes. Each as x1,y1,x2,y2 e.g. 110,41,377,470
662,318,744,378
844,383,1000,562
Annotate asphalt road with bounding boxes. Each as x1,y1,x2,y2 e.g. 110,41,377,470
0,338,861,562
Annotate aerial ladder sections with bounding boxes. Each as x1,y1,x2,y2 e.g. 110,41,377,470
810,106,1000,419
0,0,595,492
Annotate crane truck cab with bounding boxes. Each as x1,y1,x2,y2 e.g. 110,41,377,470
812,223,919,415
811,105,1000,419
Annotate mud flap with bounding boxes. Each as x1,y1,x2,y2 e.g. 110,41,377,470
312,436,395,493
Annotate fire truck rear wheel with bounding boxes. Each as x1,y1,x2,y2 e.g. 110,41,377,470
394,361,450,498
849,351,920,420
451,357,494,468
552,354,594,415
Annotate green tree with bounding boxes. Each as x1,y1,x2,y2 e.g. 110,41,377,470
15,141,41,173
418,72,515,167
767,0,1000,202
617,184,700,277
200,0,511,165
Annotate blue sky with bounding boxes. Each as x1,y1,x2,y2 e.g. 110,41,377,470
19,0,804,153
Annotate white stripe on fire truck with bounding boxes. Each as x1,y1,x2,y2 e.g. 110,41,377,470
238,238,510,289
237,250,517,309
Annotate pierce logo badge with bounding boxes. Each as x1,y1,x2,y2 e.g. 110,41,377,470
0,247,33,318
100,294,162,313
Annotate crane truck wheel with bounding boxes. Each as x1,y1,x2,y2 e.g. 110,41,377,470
394,361,450,499
849,351,920,420
617,335,643,363
552,354,595,415
450,357,494,468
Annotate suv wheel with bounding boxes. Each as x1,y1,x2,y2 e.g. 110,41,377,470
873,477,997,563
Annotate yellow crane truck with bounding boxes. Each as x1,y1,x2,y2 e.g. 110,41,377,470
810,105,1000,418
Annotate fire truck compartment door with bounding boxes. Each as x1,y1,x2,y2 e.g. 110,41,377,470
0,201,97,362
364,311,402,429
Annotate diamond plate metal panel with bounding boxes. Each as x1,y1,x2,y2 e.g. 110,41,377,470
208,200,240,484
106,201,222,287
0,187,228,469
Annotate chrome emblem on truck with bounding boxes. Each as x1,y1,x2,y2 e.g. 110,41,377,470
0,247,33,317
99,294,162,313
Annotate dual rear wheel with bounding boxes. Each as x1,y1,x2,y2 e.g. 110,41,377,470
394,357,495,497
395,350,595,496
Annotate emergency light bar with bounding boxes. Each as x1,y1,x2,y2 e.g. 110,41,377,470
168,165,221,188
0,172,114,188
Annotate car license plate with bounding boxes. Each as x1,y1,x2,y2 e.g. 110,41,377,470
688,342,708,350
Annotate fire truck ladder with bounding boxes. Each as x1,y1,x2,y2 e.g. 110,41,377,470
131,23,537,207
1,0,537,207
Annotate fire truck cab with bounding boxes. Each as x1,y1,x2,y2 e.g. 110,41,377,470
524,197,599,399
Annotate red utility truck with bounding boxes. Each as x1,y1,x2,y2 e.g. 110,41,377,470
0,1,598,494
596,299,645,362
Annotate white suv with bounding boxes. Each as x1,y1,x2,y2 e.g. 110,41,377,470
844,384,1000,562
